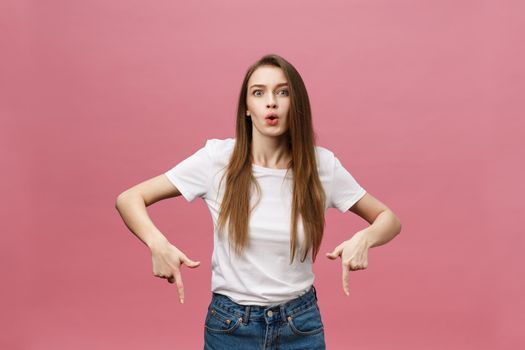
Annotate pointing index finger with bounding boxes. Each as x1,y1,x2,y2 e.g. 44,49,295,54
173,266,184,303
343,262,350,296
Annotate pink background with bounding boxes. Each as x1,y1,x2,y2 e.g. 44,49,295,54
2,0,524,349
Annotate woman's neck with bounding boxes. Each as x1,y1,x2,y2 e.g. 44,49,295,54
251,135,291,169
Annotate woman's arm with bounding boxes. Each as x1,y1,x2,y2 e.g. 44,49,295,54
115,174,180,249
349,192,402,248
115,174,200,304
327,192,402,295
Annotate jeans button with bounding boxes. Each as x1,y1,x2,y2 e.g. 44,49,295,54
267,310,273,317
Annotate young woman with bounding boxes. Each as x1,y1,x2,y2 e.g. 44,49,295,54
116,54,402,349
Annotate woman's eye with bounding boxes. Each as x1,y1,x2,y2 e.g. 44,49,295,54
252,89,289,96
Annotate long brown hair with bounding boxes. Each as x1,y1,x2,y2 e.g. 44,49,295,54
217,54,326,264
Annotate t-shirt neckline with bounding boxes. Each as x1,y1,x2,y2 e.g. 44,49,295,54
251,163,291,173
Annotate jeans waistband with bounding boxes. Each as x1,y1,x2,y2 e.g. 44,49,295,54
209,285,319,325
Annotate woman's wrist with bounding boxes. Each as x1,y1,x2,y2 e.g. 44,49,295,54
352,229,371,250
147,233,170,252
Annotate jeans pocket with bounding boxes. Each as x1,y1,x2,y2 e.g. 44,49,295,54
286,304,324,336
204,306,243,334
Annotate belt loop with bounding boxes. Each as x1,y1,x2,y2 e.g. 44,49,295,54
312,284,318,301
279,304,287,323
243,305,251,325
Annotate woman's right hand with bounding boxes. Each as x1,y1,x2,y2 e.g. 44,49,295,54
150,241,201,304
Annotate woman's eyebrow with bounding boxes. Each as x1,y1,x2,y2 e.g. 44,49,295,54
249,82,289,89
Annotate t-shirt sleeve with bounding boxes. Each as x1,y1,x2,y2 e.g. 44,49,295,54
328,155,367,213
164,140,214,202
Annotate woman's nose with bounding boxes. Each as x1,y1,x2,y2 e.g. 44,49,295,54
266,96,277,108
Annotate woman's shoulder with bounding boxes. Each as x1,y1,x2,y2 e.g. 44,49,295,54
203,137,235,162
314,144,336,168
204,137,235,149
205,137,235,151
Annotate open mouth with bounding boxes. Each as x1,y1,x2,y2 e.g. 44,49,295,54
266,116,279,125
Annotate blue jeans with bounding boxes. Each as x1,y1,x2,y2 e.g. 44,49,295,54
203,285,326,349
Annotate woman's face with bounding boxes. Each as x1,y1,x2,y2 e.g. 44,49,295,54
245,65,290,138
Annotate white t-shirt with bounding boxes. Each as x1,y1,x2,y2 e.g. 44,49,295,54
164,138,366,305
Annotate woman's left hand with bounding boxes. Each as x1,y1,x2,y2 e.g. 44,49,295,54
325,230,370,296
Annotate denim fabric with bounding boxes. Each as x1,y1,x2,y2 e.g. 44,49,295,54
203,285,326,349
